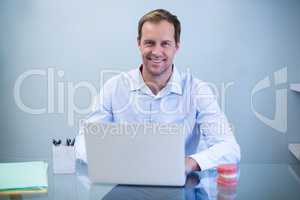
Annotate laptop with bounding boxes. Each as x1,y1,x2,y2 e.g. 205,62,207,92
84,123,186,186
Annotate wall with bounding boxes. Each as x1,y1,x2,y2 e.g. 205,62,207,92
1,0,300,163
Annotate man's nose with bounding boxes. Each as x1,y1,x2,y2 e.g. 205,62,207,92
151,44,163,56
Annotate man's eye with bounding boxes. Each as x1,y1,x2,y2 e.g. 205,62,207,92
144,41,154,46
162,42,171,47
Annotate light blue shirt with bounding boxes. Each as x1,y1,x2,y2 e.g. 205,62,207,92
83,66,240,170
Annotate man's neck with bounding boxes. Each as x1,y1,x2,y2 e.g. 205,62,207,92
140,65,173,95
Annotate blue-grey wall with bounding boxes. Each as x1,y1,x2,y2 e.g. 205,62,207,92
1,0,300,163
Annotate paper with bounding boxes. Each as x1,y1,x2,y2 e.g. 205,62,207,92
0,161,48,191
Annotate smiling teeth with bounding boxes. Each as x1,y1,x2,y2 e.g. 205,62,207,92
151,58,164,62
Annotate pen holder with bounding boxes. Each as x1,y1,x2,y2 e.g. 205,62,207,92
52,145,75,174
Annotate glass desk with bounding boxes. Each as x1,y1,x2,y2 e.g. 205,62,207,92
1,161,300,200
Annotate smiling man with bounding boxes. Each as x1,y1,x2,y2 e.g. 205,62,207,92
82,9,240,173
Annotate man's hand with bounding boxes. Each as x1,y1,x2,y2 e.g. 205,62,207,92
185,157,201,174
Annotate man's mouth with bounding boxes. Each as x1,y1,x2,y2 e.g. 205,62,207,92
148,57,166,64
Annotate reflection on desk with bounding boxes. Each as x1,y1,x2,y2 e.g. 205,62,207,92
1,160,300,200
102,172,215,200
69,162,300,200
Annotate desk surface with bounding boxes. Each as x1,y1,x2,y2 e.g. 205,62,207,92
1,161,300,200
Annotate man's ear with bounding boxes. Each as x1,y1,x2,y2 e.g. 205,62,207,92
176,42,180,51
137,38,143,52
137,38,141,47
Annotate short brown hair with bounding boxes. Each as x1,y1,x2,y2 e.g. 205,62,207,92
137,9,181,44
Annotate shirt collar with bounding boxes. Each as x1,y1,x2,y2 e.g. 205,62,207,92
127,65,183,95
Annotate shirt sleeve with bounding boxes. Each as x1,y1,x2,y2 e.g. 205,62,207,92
85,78,115,124
75,78,115,162
189,81,241,171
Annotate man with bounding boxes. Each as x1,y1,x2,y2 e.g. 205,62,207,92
78,9,240,173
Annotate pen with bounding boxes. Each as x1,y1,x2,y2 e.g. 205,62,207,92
71,138,75,146
66,139,72,146
53,139,61,146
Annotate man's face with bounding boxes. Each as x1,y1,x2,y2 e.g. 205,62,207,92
138,20,179,78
